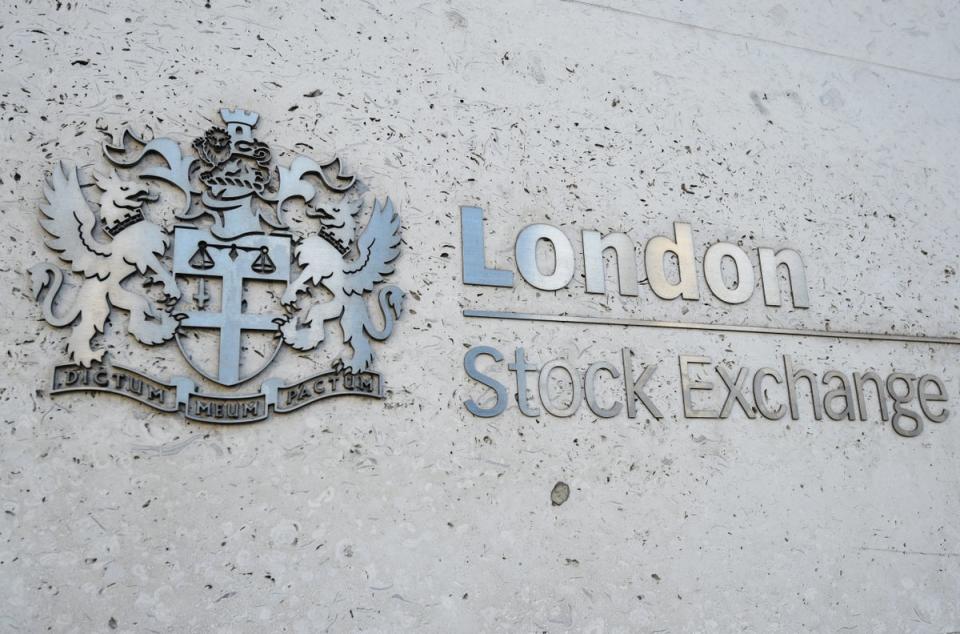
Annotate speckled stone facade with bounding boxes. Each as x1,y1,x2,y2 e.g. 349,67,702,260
1,1,958,631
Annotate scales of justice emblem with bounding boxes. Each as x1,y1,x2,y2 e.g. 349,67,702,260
28,108,405,423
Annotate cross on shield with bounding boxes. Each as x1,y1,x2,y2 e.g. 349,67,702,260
172,226,290,386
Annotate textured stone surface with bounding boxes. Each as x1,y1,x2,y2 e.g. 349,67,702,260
1,0,958,631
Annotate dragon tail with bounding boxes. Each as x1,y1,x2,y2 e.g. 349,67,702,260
29,263,79,327
335,287,405,374
366,285,405,341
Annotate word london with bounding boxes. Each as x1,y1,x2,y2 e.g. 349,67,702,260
461,207,809,306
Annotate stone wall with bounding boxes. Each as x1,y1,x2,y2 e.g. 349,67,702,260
1,0,958,630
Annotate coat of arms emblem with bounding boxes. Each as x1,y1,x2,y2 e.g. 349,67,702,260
29,108,405,423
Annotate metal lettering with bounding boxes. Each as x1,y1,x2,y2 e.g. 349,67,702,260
753,367,786,420
822,371,856,421
584,361,623,418
508,347,541,417
758,247,810,308
917,374,948,423
783,355,823,420
622,349,663,419
538,359,582,418
93,368,109,387
287,385,309,405
62,369,80,387
853,372,890,421
887,373,922,437
679,355,716,418
515,224,575,291
582,230,638,296
460,206,514,287
717,365,756,418
147,386,165,403
704,242,755,304
645,222,699,300
463,346,507,418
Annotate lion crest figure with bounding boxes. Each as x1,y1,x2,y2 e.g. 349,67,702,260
29,163,181,366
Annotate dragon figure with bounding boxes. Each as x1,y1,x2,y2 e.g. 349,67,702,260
280,197,405,373
29,163,181,366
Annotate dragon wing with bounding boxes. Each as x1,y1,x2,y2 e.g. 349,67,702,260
39,162,113,280
341,198,401,296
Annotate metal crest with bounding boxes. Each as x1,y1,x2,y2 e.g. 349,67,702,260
30,108,405,423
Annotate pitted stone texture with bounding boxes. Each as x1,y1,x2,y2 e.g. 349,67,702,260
1,0,958,631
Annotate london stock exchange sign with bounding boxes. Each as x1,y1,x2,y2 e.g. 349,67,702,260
459,208,953,438
29,108,405,423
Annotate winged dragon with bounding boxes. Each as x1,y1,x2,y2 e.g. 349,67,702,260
28,108,405,381
280,197,405,374
29,164,181,366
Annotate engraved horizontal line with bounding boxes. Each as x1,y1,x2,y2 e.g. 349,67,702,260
559,0,960,83
858,546,960,558
462,309,960,346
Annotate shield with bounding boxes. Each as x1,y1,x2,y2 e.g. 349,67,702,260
172,226,291,386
